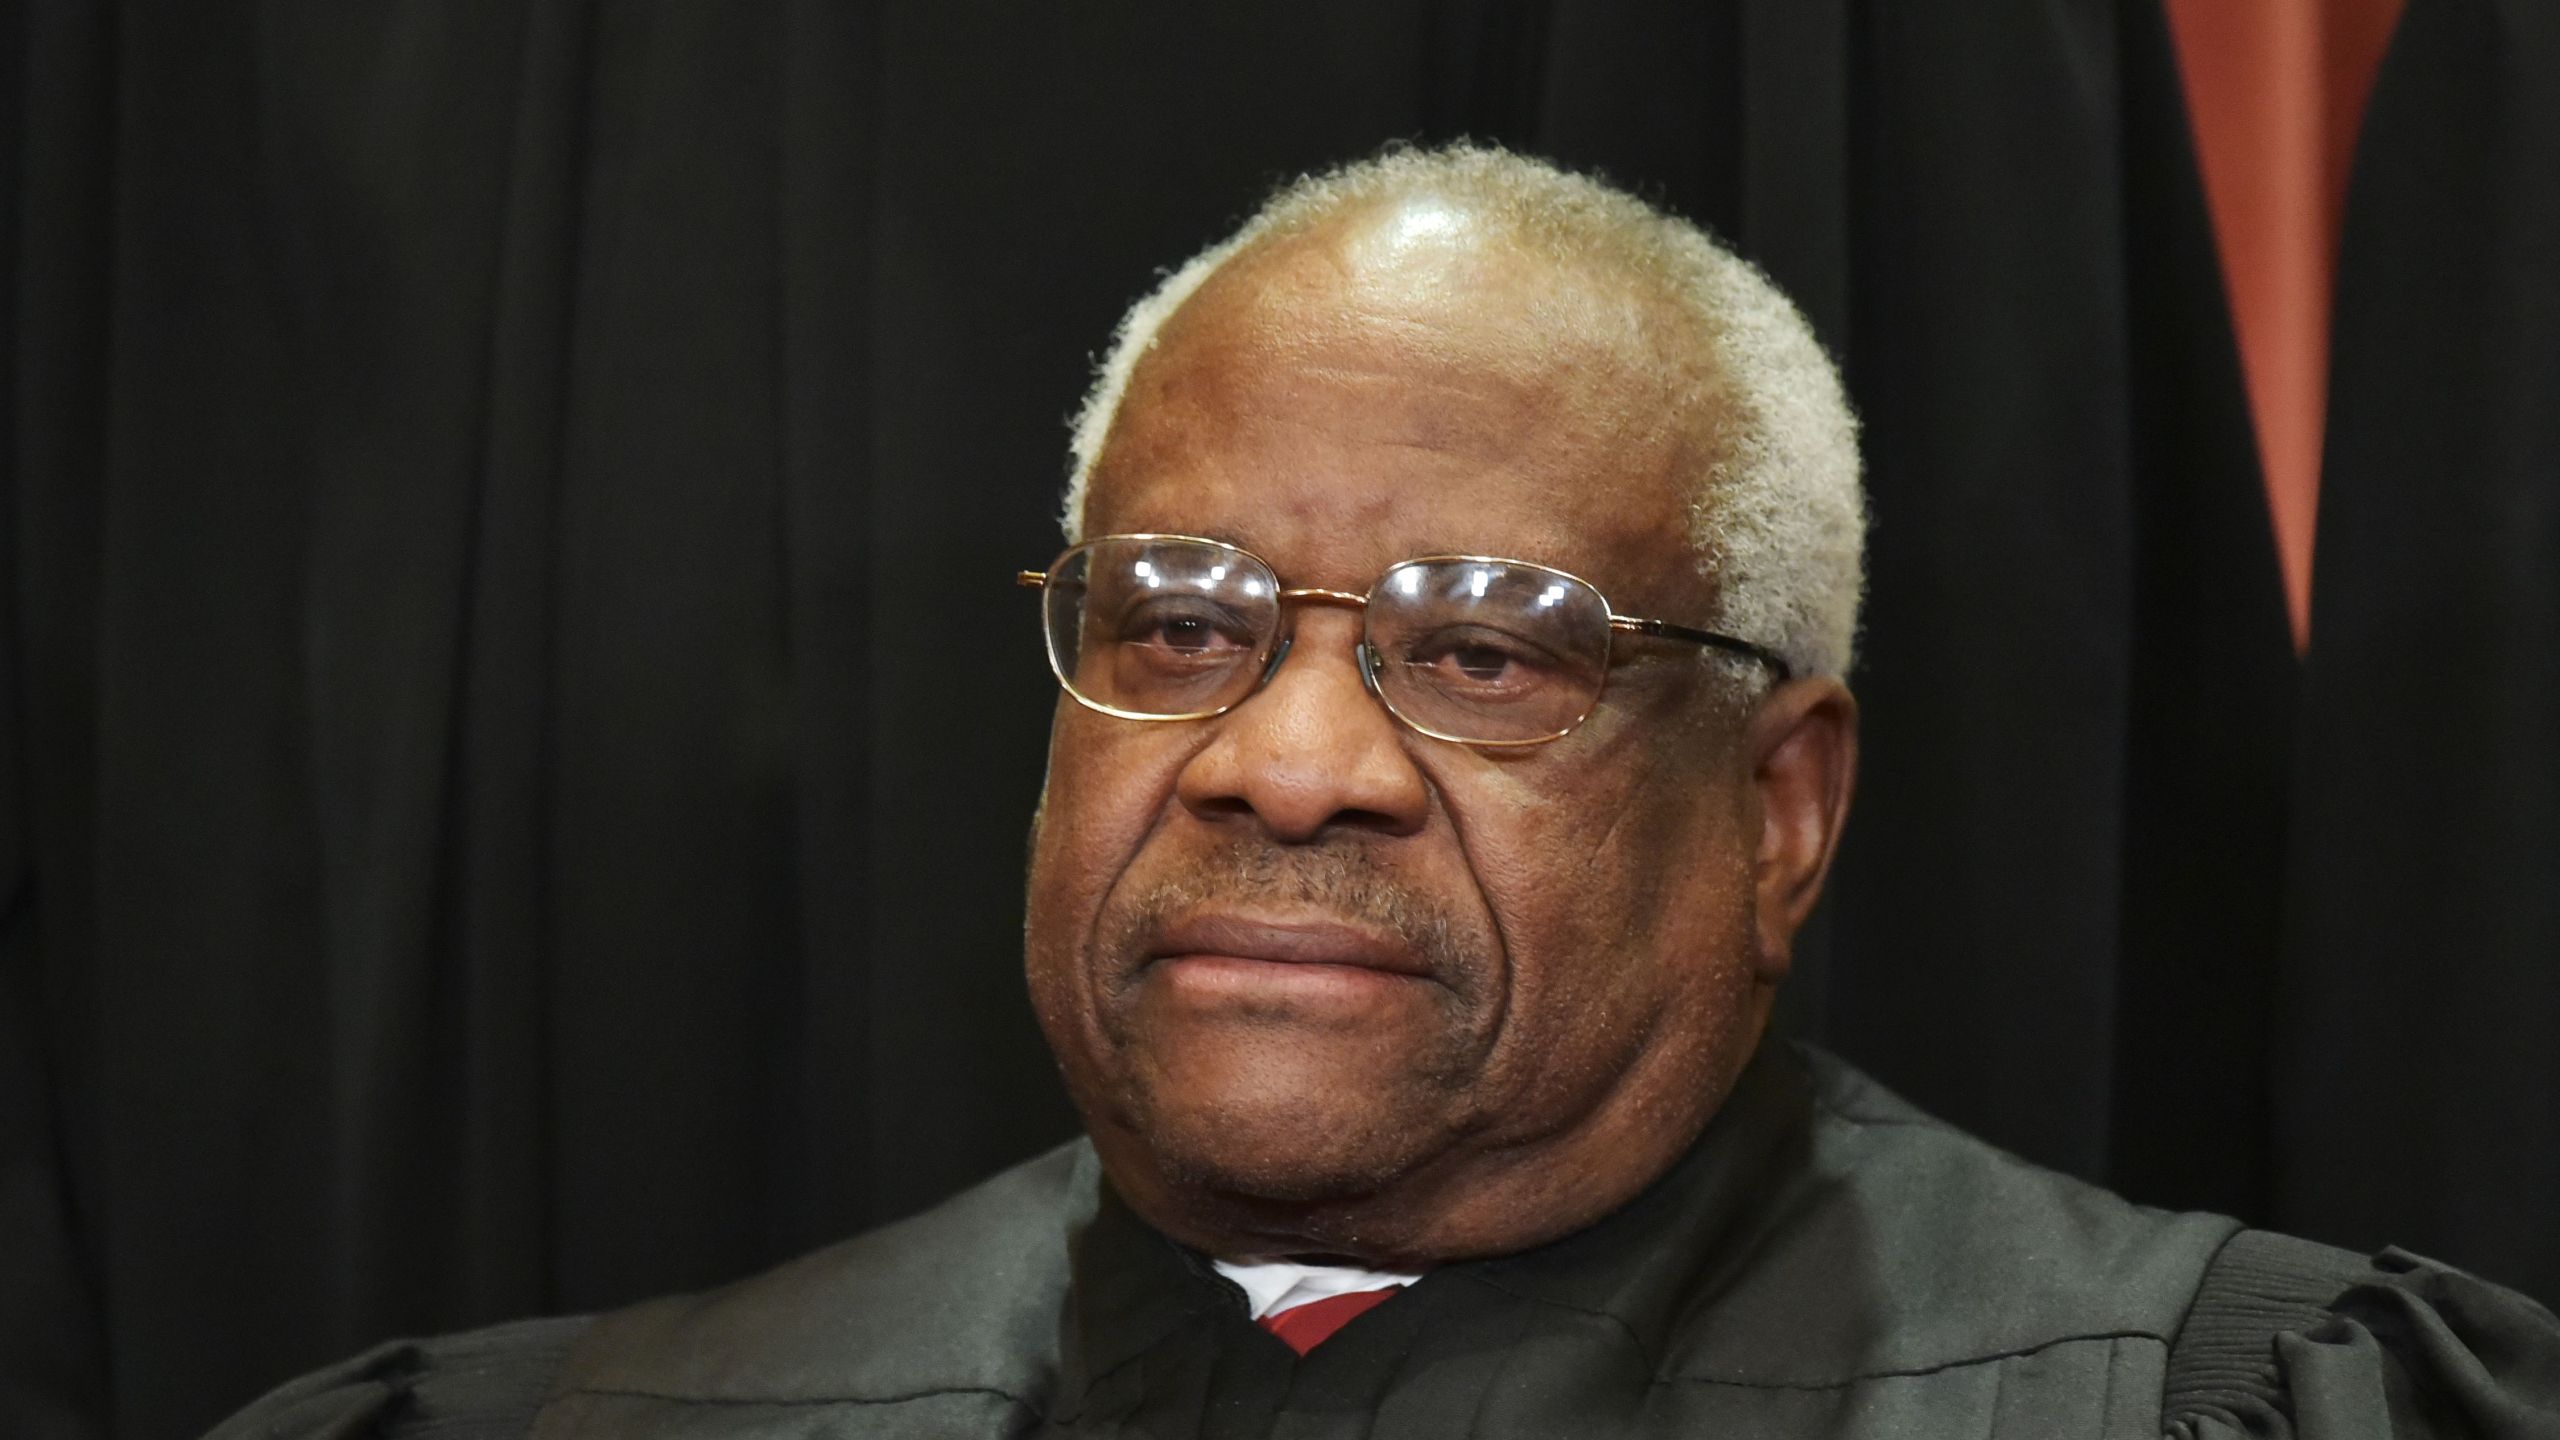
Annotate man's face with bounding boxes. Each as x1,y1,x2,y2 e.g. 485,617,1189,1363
1025,210,1782,1262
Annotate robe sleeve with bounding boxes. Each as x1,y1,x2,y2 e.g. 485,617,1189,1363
200,1317,587,1440
2165,1230,2560,1438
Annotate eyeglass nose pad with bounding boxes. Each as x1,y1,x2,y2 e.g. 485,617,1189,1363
1355,642,1384,697
1259,635,1294,688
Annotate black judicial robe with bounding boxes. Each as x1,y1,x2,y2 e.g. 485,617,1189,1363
210,1044,2560,1438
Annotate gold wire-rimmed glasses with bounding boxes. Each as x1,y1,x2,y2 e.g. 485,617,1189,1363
1017,534,1790,746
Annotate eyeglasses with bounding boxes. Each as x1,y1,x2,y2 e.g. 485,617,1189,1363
1016,534,1790,746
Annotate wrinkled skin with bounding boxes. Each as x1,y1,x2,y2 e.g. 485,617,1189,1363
1024,200,1857,1266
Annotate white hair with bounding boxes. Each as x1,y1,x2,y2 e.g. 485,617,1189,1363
1062,143,1866,680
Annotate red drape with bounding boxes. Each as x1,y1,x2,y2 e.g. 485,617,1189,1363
2164,0,2406,650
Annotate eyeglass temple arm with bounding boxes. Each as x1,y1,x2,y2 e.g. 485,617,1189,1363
1610,615,1793,682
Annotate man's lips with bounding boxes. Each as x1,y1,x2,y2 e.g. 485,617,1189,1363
1144,915,1434,979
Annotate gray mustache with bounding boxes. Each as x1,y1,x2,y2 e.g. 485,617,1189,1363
1114,840,1471,979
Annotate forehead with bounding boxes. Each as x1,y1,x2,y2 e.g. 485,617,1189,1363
1083,219,1710,612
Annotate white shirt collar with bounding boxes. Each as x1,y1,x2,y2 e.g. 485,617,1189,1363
1210,1256,1425,1320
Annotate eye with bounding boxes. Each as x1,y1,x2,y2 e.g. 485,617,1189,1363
1399,625,1563,696
1150,615,1220,654
1115,598,1257,657
1445,642,1516,682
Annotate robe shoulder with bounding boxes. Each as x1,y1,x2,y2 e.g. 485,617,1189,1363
198,1140,1095,1439
537,1136,1094,1427
2163,1229,2560,1438
1764,1049,2560,1435
200,1316,590,1440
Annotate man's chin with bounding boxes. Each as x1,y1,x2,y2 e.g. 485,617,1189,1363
1101,1083,1452,1211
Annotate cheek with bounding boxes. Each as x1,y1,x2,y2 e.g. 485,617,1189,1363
1025,715,1193,1000
1459,757,1754,1075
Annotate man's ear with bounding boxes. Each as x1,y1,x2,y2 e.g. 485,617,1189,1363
1744,677,1859,984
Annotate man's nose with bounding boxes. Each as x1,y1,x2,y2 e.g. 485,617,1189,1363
1174,611,1431,842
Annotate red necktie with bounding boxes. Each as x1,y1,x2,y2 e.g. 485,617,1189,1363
1257,1287,1402,1355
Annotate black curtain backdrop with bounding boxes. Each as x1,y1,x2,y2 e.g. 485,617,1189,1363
4,2,2554,1435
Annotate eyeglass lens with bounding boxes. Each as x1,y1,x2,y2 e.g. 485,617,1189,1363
1041,536,1616,743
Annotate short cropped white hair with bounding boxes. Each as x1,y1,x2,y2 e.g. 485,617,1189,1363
1062,143,1866,680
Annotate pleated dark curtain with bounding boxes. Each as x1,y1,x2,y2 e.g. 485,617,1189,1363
3,2,2552,1435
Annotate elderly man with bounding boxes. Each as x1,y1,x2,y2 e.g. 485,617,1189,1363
218,146,2556,1438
